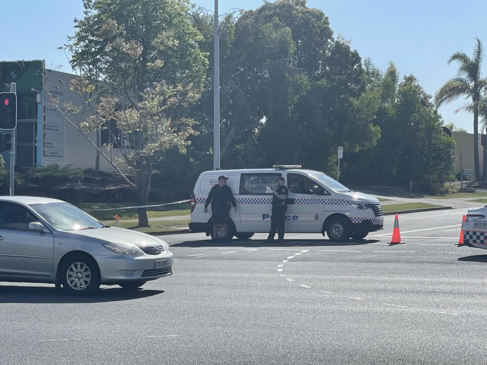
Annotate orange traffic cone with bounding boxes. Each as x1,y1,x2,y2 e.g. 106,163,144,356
458,215,466,246
389,214,403,244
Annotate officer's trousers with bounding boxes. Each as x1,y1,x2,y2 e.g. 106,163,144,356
268,208,285,241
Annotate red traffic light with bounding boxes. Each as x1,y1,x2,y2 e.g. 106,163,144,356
0,92,17,130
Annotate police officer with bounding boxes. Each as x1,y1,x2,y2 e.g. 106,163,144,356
266,176,288,242
204,175,237,224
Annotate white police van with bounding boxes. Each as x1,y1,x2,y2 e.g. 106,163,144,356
189,166,383,241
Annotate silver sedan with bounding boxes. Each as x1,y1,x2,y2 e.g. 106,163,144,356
0,196,173,295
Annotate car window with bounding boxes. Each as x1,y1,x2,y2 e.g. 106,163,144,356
240,173,282,195
288,173,327,195
0,201,39,231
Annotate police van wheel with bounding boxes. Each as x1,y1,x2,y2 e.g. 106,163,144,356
327,217,351,242
236,233,254,240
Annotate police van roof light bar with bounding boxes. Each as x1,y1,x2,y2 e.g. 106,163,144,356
273,165,302,170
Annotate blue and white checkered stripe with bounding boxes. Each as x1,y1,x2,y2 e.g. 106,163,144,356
350,217,382,225
294,198,348,205
464,231,487,245
197,196,349,206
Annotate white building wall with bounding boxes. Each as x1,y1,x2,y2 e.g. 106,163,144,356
41,69,126,172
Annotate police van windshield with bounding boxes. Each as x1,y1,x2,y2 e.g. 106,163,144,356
311,172,350,193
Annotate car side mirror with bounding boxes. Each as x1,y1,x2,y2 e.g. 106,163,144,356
28,222,50,234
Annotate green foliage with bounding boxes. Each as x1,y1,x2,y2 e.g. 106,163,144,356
67,0,208,226
435,38,487,180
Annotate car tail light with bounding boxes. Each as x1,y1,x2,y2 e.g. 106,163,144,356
190,194,196,213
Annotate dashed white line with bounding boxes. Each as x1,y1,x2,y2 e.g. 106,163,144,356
220,251,237,255
294,252,302,256
39,339,70,343
319,249,362,253
300,284,311,289
301,250,309,253
285,278,295,282
375,224,460,237
277,264,284,268
282,260,288,263
372,250,415,253
349,297,364,301
287,256,294,260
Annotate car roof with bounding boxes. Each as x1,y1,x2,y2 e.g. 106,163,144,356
200,168,320,175
0,195,65,205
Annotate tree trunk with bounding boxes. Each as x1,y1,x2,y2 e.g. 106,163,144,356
135,158,153,227
95,130,100,172
474,107,481,180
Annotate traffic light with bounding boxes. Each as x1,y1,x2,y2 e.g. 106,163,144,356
0,133,12,152
0,92,17,130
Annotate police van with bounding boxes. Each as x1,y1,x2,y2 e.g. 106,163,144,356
189,165,383,241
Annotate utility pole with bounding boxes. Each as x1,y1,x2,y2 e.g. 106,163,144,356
9,83,16,196
213,0,221,170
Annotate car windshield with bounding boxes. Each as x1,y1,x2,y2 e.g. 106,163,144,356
29,202,104,231
311,172,350,193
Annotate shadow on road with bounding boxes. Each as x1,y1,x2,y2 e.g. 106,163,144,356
458,255,487,263
0,285,164,304
173,238,380,248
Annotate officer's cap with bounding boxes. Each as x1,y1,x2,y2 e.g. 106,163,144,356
218,175,229,181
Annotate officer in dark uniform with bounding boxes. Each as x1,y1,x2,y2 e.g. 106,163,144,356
204,175,237,224
266,176,288,242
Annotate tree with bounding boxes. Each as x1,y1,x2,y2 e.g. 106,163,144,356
67,0,208,226
435,38,487,181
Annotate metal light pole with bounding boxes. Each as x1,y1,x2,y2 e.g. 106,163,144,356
213,0,221,170
9,82,16,196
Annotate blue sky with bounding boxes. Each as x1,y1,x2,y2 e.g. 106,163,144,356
3,0,487,132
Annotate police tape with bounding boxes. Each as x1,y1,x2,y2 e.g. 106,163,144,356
90,199,191,211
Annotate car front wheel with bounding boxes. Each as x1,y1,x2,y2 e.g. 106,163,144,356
327,217,351,242
61,255,100,295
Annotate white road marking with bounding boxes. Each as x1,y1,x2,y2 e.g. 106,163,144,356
282,260,288,263
277,264,284,268
300,284,311,289
277,268,283,272
374,224,460,237
294,252,302,256
287,256,294,260
39,339,70,343
400,236,456,240
319,249,362,253
301,250,309,253
372,250,415,253
349,297,364,301
187,254,207,257
220,251,237,255
286,278,295,282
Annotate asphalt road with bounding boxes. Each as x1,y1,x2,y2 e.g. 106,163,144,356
2,208,487,364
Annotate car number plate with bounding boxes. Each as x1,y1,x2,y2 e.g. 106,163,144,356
154,259,167,269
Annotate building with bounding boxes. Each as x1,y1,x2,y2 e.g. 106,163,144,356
452,131,484,178
0,60,124,172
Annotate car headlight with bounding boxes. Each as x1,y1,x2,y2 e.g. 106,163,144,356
103,242,144,256
350,201,369,210
466,214,485,222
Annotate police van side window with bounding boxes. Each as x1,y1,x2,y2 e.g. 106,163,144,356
239,174,282,195
288,174,328,195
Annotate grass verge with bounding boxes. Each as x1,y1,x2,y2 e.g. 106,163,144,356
78,202,190,221
382,202,445,214
427,192,487,199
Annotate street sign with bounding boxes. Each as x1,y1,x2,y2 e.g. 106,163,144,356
338,146,343,159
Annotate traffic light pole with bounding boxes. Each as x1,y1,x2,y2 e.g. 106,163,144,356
9,83,16,196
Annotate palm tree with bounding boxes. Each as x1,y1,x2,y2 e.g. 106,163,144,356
435,38,487,180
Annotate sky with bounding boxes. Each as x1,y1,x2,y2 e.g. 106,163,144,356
3,0,487,132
